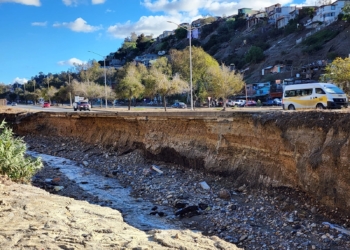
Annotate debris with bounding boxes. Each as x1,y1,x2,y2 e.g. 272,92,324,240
53,186,64,191
199,181,210,190
322,222,350,236
151,165,163,174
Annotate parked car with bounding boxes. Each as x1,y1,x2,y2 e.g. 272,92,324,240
262,99,275,106
42,102,50,108
11,102,17,106
78,101,91,111
226,100,235,107
245,100,257,106
273,98,282,106
171,102,187,109
233,100,246,107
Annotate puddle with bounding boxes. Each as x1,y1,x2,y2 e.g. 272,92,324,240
28,151,181,231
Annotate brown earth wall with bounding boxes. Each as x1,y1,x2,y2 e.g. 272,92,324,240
2,110,350,213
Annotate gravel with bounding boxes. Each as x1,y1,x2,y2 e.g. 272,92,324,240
26,135,350,250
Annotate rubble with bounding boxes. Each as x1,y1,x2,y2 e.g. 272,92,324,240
25,135,350,250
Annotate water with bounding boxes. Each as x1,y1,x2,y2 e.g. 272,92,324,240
28,151,181,231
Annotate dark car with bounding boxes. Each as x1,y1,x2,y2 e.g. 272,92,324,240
262,99,275,106
78,102,91,111
171,102,187,109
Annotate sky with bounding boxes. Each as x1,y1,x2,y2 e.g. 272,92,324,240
0,0,313,85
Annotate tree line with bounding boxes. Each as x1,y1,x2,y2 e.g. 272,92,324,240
2,47,245,111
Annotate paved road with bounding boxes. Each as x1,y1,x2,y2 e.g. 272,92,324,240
8,104,284,113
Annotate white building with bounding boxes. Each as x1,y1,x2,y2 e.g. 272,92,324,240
312,1,347,24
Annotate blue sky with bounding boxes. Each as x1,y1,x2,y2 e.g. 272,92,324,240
0,0,310,85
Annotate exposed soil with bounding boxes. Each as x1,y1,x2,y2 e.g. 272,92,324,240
25,134,350,250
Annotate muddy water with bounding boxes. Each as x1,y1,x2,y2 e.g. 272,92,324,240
28,151,182,231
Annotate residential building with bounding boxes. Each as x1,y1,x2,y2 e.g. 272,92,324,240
247,11,267,28
158,30,174,40
134,54,158,67
312,0,347,24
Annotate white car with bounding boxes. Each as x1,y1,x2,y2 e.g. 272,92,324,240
233,100,246,107
226,100,235,107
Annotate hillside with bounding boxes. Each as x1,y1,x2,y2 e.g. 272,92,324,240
141,17,350,84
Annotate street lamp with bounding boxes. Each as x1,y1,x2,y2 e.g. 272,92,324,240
88,50,107,109
167,20,194,110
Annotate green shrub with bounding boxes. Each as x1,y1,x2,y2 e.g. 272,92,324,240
0,120,42,183
245,46,265,63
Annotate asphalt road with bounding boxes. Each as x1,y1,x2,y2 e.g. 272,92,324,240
7,104,284,113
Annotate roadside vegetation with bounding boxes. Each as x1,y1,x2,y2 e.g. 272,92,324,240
0,120,42,183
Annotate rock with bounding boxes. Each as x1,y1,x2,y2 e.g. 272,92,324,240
82,161,89,167
199,181,210,190
218,189,231,200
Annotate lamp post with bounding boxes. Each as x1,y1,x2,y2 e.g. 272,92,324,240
88,50,107,109
167,21,194,110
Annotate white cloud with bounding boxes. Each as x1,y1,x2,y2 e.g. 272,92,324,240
0,0,40,6
57,58,86,66
92,0,105,4
141,0,294,17
107,0,306,40
12,77,28,84
62,0,79,6
107,15,183,39
62,0,106,6
53,18,102,33
31,21,47,26
105,8,114,13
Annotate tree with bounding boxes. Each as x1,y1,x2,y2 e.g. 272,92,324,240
175,28,187,40
245,46,265,64
170,47,219,105
115,63,145,110
145,63,189,111
0,120,42,183
322,57,350,94
206,64,245,110
341,2,350,22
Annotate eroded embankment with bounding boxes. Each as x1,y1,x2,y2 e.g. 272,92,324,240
3,110,350,213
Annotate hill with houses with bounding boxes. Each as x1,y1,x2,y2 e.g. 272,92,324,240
102,0,350,100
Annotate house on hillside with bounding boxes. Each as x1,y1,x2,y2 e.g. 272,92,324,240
275,7,300,28
312,1,347,25
238,8,259,17
265,3,281,24
134,54,158,67
158,30,174,40
262,64,285,75
247,11,267,28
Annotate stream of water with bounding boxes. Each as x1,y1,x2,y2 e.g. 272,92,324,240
28,151,181,231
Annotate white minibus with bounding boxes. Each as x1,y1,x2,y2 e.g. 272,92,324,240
282,83,348,110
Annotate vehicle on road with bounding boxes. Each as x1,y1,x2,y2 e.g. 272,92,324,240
78,102,91,111
262,99,275,106
245,100,257,106
273,98,282,106
226,100,235,107
282,83,348,110
233,100,246,107
42,102,50,108
262,98,282,106
11,102,17,106
171,102,187,109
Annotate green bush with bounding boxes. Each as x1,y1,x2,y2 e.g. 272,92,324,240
245,46,265,63
0,120,42,183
